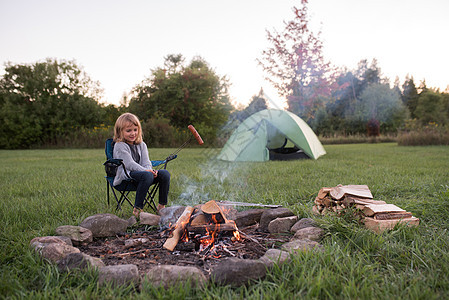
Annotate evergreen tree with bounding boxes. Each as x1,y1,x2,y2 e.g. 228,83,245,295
402,76,419,118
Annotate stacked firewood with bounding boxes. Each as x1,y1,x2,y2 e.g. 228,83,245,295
313,184,419,233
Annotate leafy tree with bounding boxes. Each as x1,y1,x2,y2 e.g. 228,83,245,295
258,0,336,122
414,90,448,125
128,55,232,137
0,58,104,148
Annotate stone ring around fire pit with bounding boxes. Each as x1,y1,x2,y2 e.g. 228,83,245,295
30,204,325,288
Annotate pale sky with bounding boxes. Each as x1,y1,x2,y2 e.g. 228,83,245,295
1,0,448,109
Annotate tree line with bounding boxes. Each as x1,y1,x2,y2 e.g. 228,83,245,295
1,0,448,149
0,56,232,149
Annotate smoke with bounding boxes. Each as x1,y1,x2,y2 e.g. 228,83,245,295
176,160,241,206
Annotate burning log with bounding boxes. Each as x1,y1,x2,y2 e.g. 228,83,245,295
187,223,237,235
201,200,234,224
163,206,194,251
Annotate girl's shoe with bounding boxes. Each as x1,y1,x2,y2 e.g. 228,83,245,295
133,207,143,218
157,204,165,214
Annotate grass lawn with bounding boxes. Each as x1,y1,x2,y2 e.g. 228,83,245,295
1,143,448,299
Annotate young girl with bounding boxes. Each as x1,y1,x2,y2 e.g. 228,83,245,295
113,113,170,217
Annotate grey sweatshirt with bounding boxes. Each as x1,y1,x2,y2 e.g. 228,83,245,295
113,141,152,186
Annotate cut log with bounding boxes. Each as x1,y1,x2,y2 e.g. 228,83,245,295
330,185,373,200
323,197,333,207
364,217,419,233
343,196,387,206
314,197,324,205
187,223,236,235
163,206,194,251
362,204,405,217
374,212,413,220
190,213,208,226
201,200,221,214
312,205,321,215
317,187,332,199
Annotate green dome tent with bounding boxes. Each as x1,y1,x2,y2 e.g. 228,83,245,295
217,109,326,161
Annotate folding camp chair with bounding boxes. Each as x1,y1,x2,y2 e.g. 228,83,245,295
104,138,177,212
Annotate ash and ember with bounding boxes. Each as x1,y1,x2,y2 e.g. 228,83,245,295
79,223,290,276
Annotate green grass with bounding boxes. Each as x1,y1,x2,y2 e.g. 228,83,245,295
1,143,449,299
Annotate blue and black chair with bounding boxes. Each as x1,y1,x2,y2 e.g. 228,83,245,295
103,138,176,212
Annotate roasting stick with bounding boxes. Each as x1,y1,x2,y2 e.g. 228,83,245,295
218,201,282,208
168,125,204,158
163,206,194,251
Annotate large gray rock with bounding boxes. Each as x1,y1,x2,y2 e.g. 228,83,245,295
290,218,317,233
37,242,81,263
211,258,266,286
259,248,290,268
98,264,139,287
259,208,295,232
282,238,324,253
79,214,129,238
55,225,93,245
268,216,298,233
57,252,105,272
159,206,186,228
143,265,207,288
139,212,161,226
234,209,265,228
30,236,72,249
127,216,137,227
293,226,325,242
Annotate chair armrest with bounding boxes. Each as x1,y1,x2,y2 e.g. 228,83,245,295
166,154,177,162
103,158,123,166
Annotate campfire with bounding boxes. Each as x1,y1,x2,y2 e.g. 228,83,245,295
163,200,241,256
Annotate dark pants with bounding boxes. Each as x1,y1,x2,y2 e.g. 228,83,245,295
116,170,170,209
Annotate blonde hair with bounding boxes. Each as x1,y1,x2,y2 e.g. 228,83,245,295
113,113,143,144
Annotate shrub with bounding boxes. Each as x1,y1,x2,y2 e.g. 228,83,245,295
319,133,397,145
141,118,180,147
40,125,112,148
398,120,449,146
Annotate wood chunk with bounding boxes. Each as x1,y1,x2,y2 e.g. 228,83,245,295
317,187,332,199
374,212,413,220
163,206,194,251
355,204,366,210
190,213,207,226
330,185,373,200
364,217,419,233
201,200,221,214
343,196,387,206
323,197,334,207
362,204,405,217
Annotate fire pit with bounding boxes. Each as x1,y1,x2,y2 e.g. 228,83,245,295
32,201,325,287
79,200,290,276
